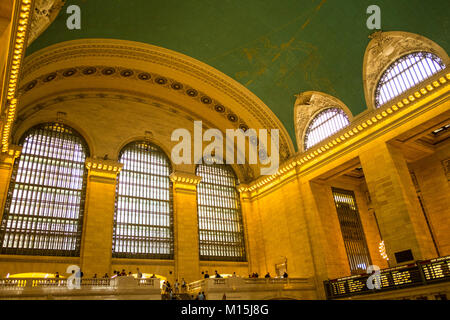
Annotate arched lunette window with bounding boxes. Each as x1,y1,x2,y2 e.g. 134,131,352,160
196,163,246,262
304,107,350,151
375,52,445,108
113,141,174,259
0,123,89,256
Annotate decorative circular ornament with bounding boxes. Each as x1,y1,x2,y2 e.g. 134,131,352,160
201,96,212,104
43,73,57,82
82,67,96,75
214,105,225,113
155,77,167,85
138,72,151,80
63,68,77,77
102,67,116,75
186,89,198,97
120,69,134,77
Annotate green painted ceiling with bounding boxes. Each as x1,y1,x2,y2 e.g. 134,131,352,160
26,0,450,147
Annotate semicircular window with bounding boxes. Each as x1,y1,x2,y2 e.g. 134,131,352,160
304,107,350,151
113,141,174,259
375,52,445,108
0,123,89,256
196,163,246,262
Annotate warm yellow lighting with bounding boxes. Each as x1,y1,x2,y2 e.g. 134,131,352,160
378,241,389,260
8,273,65,279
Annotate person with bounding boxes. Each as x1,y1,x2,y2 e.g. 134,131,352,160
103,273,109,278
222,293,227,300
136,268,142,279
198,291,205,300
174,279,179,294
128,272,132,277
120,269,126,276
214,270,222,278
55,272,60,278
265,272,270,278
283,271,288,278
254,272,259,278
232,272,237,278
204,271,210,279
150,274,156,278
93,274,97,278
181,278,187,292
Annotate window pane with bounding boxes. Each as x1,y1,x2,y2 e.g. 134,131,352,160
112,141,174,259
0,123,89,256
332,188,371,275
304,108,350,150
375,52,445,108
196,163,246,262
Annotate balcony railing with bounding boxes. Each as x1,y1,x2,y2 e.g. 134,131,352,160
0,276,160,296
187,277,315,300
324,255,450,299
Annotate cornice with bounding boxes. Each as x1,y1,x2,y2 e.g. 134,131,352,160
1,0,35,152
241,71,450,195
85,157,123,180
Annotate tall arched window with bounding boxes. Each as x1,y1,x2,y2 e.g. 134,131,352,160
0,123,89,256
196,163,246,261
304,107,350,151
113,141,174,259
375,52,445,108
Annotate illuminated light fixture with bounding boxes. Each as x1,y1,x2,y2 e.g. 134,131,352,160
378,240,389,260
1,0,33,152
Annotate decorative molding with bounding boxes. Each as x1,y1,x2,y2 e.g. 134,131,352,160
241,71,450,194
28,0,65,45
1,0,35,152
169,171,202,185
363,31,450,111
19,39,295,161
294,91,353,152
85,157,123,177
0,145,22,168
17,64,251,131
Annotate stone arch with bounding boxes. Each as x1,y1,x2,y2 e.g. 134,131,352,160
363,31,449,110
294,91,352,152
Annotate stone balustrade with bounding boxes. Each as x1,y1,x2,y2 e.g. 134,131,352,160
0,277,161,300
187,277,317,300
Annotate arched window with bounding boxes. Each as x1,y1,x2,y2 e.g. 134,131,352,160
196,163,246,261
0,123,89,256
375,52,445,108
304,107,350,150
113,141,174,259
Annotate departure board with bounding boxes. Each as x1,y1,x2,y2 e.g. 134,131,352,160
419,256,450,282
324,255,450,299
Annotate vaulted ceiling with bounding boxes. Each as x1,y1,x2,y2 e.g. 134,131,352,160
26,0,450,147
